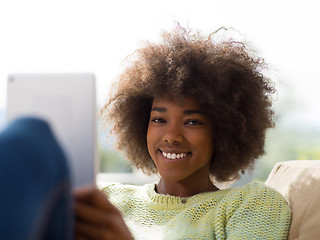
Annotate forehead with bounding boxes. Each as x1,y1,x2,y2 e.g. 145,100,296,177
152,97,201,109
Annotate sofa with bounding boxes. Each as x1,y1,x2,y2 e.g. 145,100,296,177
265,160,320,240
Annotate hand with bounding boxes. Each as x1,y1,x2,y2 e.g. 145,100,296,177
74,186,134,240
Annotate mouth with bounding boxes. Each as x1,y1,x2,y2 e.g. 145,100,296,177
160,150,191,160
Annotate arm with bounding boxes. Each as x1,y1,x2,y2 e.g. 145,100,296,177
74,186,134,240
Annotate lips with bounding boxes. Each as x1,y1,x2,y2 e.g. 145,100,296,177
160,150,190,160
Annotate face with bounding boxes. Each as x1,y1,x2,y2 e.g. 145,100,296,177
147,97,214,183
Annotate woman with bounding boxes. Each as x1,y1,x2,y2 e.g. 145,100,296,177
75,27,291,239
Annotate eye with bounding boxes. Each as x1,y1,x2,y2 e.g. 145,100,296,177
185,119,203,125
151,117,166,124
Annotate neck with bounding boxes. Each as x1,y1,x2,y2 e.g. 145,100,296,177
156,177,219,197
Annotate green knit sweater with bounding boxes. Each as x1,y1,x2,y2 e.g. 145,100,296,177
101,182,291,239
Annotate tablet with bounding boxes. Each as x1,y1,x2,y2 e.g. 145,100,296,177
7,73,97,188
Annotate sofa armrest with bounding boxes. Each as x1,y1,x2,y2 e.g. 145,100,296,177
265,160,320,240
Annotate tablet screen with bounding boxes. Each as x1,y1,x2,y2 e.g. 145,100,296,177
7,73,97,188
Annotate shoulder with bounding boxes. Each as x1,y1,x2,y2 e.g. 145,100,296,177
217,182,291,220
225,182,291,224
223,182,291,239
228,181,288,202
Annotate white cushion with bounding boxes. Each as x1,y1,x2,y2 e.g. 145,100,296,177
265,160,320,240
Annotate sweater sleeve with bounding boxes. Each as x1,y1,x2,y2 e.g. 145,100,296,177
225,183,291,240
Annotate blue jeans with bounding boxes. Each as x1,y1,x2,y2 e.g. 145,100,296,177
0,118,73,240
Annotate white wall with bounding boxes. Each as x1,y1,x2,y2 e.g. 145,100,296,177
0,0,319,130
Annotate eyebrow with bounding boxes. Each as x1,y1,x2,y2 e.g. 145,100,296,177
151,107,205,115
183,109,205,115
151,107,166,112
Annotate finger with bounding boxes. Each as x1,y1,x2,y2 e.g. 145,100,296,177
76,221,112,240
74,187,110,211
75,201,106,226
75,203,134,240
89,189,118,212
74,186,98,202
74,233,90,240
75,200,121,227
74,187,118,213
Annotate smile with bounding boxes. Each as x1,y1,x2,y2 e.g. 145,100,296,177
161,151,189,160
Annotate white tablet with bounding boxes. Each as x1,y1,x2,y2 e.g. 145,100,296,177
7,73,97,188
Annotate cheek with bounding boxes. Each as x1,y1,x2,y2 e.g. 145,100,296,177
193,132,214,156
146,126,156,155
206,132,214,152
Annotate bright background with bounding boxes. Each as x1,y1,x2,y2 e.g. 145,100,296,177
0,0,319,184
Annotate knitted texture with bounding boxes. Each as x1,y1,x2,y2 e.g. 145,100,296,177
101,182,291,239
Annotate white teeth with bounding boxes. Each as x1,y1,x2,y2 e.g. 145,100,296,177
161,151,188,160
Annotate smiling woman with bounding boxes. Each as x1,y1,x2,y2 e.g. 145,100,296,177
74,27,291,240
147,97,216,197
101,27,275,183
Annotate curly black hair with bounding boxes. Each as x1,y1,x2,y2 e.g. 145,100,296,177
101,27,275,182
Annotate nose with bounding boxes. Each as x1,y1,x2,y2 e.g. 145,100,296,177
162,122,184,144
